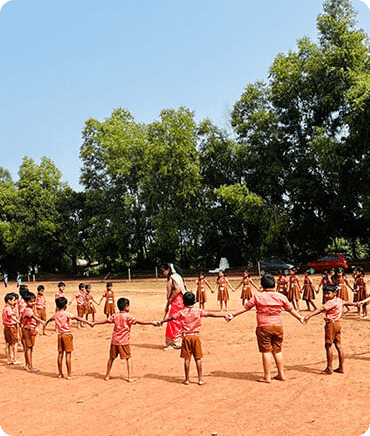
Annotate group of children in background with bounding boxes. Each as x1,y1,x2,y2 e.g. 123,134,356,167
2,266,370,385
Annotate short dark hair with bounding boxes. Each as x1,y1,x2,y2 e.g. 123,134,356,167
78,282,85,290
4,293,16,303
117,297,129,311
55,296,68,309
183,292,196,306
261,274,275,289
57,282,65,287
106,282,113,287
24,292,36,302
323,284,337,294
37,285,45,292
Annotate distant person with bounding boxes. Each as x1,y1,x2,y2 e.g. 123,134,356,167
193,272,213,310
84,283,99,323
2,293,21,365
235,270,259,305
226,274,304,383
301,270,317,311
354,267,368,318
3,273,8,288
35,285,47,335
287,268,301,311
69,282,87,328
16,272,22,288
214,270,234,311
99,282,116,318
276,271,288,297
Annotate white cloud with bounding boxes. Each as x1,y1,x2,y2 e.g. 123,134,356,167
360,0,370,10
0,0,11,12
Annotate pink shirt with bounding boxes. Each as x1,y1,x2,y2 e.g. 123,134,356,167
18,297,26,315
21,307,37,330
2,305,17,326
323,297,345,323
172,306,208,335
75,290,86,306
55,291,65,299
108,312,137,345
52,311,74,333
35,294,46,309
247,291,293,327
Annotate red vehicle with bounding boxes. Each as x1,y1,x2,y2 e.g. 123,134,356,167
307,253,352,274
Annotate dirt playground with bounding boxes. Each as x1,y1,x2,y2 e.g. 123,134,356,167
1,274,370,436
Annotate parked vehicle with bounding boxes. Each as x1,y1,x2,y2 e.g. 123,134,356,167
259,258,294,275
306,253,352,274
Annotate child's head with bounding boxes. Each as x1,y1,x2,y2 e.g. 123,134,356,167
218,270,225,277
78,282,85,290
323,284,337,300
55,296,68,310
19,286,30,299
4,293,16,304
85,284,91,292
357,267,365,277
261,274,275,289
106,282,113,289
37,285,45,294
198,271,205,279
57,282,65,289
289,268,296,275
305,270,311,276
24,292,36,306
243,270,250,277
183,292,196,306
117,297,129,311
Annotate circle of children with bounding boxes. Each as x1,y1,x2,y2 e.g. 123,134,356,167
2,265,370,385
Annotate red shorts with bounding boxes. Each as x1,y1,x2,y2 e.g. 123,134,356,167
4,325,18,345
36,307,47,321
22,328,37,348
77,305,85,317
325,321,341,345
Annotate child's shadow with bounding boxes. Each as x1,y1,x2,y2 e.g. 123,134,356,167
144,373,183,384
132,343,163,350
346,351,370,361
208,370,261,381
285,362,327,375
85,372,107,380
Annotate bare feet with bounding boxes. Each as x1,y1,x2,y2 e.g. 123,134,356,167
104,375,110,381
12,361,23,365
182,380,190,385
57,374,64,379
323,367,333,375
198,380,206,385
65,374,77,380
273,374,286,381
257,378,272,383
334,368,344,374
127,378,137,383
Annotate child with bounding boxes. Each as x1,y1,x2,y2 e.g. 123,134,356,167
2,293,21,365
84,283,99,322
301,270,317,311
93,297,158,382
193,272,213,310
69,283,87,327
35,285,47,335
235,270,259,305
99,282,115,318
214,270,234,311
354,268,368,318
161,291,226,385
287,268,301,311
318,271,331,304
276,271,288,297
304,284,357,374
21,292,45,372
45,297,92,379
226,274,304,383
55,282,66,302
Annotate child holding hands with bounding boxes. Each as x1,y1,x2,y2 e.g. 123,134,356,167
93,297,159,382
161,291,227,385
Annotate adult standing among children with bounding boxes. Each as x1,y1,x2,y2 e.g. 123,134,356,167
162,263,186,350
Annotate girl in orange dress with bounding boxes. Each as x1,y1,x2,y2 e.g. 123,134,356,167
301,270,317,311
354,267,368,318
99,282,115,318
287,268,301,311
84,283,100,322
333,268,352,302
194,272,213,310
235,270,259,305
214,270,234,311
276,271,288,297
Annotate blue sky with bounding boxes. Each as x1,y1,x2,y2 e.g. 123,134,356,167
0,0,369,190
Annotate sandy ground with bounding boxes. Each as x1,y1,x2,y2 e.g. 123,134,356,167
1,274,370,436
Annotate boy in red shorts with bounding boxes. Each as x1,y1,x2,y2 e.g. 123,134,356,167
35,285,47,335
93,297,159,382
2,293,22,365
227,274,304,383
45,296,92,379
161,291,226,385
21,292,46,372
304,284,358,374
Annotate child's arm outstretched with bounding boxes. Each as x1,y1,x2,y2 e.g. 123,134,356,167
72,315,93,327
285,307,305,324
304,307,325,323
225,305,251,321
136,320,161,326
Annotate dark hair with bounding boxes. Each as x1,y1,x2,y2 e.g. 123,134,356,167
11,292,19,300
57,282,65,287
19,287,30,299
78,282,85,290
85,283,91,290
161,263,184,280
106,282,113,287
323,284,337,294
261,274,275,289
24,292,36,302
37,285,45,292
4,293,16,303
358,267,365,276
183,292,196,306
56,296,68,309
305,270,311,275
117,297,129,311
